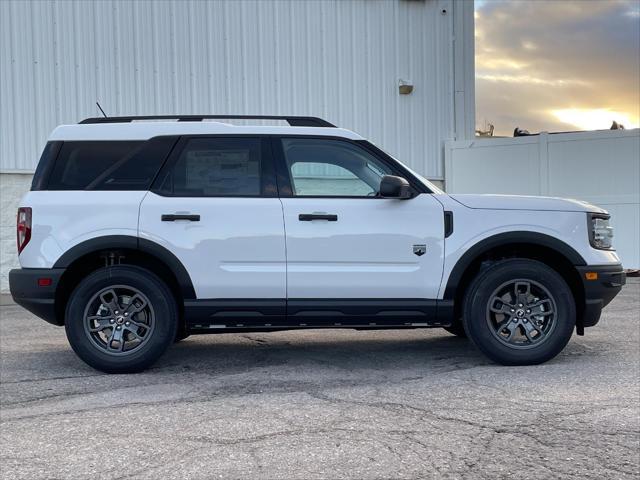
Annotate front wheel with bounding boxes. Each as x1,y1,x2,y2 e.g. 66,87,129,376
462,259,575,365
65,265,178,373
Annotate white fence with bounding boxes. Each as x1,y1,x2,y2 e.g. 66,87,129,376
445,129,640,269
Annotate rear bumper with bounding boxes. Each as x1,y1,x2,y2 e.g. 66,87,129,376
576,264,626,330
9,268,65,326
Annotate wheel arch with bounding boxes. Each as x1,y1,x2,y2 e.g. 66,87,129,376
53,235,195,325
443,231,586,329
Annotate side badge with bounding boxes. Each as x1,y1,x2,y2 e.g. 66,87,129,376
413,244,426,256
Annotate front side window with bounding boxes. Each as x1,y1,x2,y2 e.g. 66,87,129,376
281,138,392,197
156,138,263,196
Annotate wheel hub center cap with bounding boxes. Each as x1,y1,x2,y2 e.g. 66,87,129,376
115,315,125,325
516,309,526,318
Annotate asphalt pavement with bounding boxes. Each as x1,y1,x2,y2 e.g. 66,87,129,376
1,280,638,479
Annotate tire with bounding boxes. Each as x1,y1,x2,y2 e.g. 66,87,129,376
461,259,575,366
444,321,467,338
65,265,178,373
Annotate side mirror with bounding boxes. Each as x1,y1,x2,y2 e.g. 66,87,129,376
379,175,412,199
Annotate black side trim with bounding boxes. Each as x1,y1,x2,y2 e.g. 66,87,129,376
52,235,196,299
287,299,445,326
443,231,587,300
184,299,287,328
444,211,453,238
184,298,453,331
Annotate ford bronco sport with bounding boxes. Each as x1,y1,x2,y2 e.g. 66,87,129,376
9,115,625,373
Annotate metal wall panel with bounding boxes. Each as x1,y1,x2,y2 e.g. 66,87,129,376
0,0,474,178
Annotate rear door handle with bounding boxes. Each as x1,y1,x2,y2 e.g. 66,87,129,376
299,213,338,222
161,214,200,222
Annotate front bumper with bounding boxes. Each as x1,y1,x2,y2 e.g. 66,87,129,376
9,268,65,326
576,263,626,331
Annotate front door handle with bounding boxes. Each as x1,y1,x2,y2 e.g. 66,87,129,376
161,214,200,222
299,213,338,222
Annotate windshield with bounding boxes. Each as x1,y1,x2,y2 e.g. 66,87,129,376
373,145,445,194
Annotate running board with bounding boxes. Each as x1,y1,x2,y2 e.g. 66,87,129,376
184,298,454,331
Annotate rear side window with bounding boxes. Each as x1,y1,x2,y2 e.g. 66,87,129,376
154,138,264,196
47,141,151,190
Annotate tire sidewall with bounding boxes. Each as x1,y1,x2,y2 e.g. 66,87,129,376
65,265,178,373
463,259,576,365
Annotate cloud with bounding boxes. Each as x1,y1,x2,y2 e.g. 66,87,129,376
477,74,590,88
475,0,640,135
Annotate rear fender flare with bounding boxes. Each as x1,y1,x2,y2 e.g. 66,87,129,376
53,235,196,299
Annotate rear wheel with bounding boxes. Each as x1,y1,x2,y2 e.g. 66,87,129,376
65,265,178,373
462,259,575,365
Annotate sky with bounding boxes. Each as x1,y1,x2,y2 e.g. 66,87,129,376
475,0,640,136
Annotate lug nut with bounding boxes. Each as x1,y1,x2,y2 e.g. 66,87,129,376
116,325,122,330
124,312,128,316
523,318,528,323
125,321,130,326
518,304,523,307
109,319,115,324
511,308,515,313
526,309,531,314
115,310,119,314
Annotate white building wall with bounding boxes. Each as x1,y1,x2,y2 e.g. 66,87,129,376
445,129,640,269
0,0,474,175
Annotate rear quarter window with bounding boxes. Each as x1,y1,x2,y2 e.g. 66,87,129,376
44,138,176,191
31,141,62,190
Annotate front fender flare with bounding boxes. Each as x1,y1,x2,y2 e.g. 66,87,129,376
442,231,586,300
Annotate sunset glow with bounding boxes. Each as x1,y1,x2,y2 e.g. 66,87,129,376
552,109,640,132
475,0,640,136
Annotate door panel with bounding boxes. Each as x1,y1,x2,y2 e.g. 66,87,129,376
281,194,444,299
139,193,286,299
138,136,286,302
276,136,445,303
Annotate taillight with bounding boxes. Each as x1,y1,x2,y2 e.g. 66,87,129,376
17,207,32,254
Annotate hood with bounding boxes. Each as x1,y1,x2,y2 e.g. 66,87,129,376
449,194,608,214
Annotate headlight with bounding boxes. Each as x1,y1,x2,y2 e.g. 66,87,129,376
588,213,614,250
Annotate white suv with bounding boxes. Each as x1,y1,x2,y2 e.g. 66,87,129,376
10,115,625,373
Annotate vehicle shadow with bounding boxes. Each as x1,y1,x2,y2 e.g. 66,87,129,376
154,330,491,374
1,326,496,386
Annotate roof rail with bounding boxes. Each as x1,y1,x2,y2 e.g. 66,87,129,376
79,115,336,128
